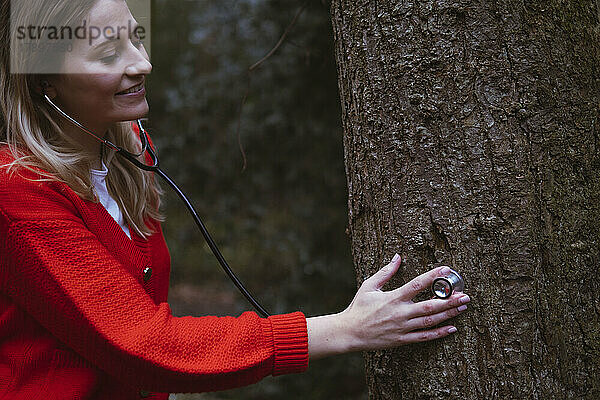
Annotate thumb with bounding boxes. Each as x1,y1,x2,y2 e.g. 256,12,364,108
362,253,402,291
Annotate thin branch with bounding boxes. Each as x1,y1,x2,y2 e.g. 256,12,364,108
236,1,311,172
237,77,250,172
248,0,310,72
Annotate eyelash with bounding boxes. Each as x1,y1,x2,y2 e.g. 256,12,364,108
99,37,144,65
100,51,120,65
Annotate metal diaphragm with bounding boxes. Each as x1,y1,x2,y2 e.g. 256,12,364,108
432,268,464,299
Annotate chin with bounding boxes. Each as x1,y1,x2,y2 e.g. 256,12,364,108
118,107,149,122
128,112,148,121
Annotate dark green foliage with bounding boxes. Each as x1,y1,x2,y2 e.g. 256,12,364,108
148,0,365,398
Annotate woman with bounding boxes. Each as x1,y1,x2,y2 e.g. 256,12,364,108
0,0,470,398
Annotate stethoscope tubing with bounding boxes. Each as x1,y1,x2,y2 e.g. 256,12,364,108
154,167,270,318
43,93,271,318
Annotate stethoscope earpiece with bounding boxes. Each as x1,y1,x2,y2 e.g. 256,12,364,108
40,80,51,97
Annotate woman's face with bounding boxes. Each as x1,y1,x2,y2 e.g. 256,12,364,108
47,0,152,134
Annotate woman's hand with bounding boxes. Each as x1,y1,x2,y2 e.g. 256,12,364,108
306,254,470,360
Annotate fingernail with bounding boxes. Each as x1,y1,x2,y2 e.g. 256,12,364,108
458,305,467,312
440,266,451,274
448,327,457,334
392,253,400,262
459,295,470,304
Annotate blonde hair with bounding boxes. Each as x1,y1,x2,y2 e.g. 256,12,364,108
0,0,163,238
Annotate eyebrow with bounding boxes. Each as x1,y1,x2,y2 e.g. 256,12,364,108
92,37,117,51
91,22,141,50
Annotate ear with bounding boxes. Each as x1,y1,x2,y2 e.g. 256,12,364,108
34,77,58,99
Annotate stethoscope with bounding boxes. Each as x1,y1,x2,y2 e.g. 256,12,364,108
41,84,271,318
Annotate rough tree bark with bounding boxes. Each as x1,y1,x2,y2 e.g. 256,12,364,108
330,1,599,399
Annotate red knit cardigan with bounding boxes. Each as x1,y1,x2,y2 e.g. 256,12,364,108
0,147,309,399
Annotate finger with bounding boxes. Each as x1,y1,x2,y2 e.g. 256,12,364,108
401,325,457,344
405,293,470,319
391,265,451,301
404,304,468,331
361,253,402,291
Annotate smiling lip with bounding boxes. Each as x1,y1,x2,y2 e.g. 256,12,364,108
116,82,145,96
115,86,146,99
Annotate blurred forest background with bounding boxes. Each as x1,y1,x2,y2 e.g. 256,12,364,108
147,0,366,398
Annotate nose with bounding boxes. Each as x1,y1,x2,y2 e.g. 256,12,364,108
124,41,152,76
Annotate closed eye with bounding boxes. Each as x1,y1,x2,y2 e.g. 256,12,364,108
131,29,145,49
132,37,144,49
100,51,120,65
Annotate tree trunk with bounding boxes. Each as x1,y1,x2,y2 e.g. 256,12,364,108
330,1,600,399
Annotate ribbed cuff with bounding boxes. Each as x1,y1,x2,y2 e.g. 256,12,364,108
267,312,309,376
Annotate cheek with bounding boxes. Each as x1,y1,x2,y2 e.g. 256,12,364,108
93,76,122,98
80,81,121,111
64,77,118,104
71,73,120,96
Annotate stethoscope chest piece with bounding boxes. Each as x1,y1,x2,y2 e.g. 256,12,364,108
432,268,464,299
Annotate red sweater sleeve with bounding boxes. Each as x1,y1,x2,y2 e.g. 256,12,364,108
0,172,308,393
